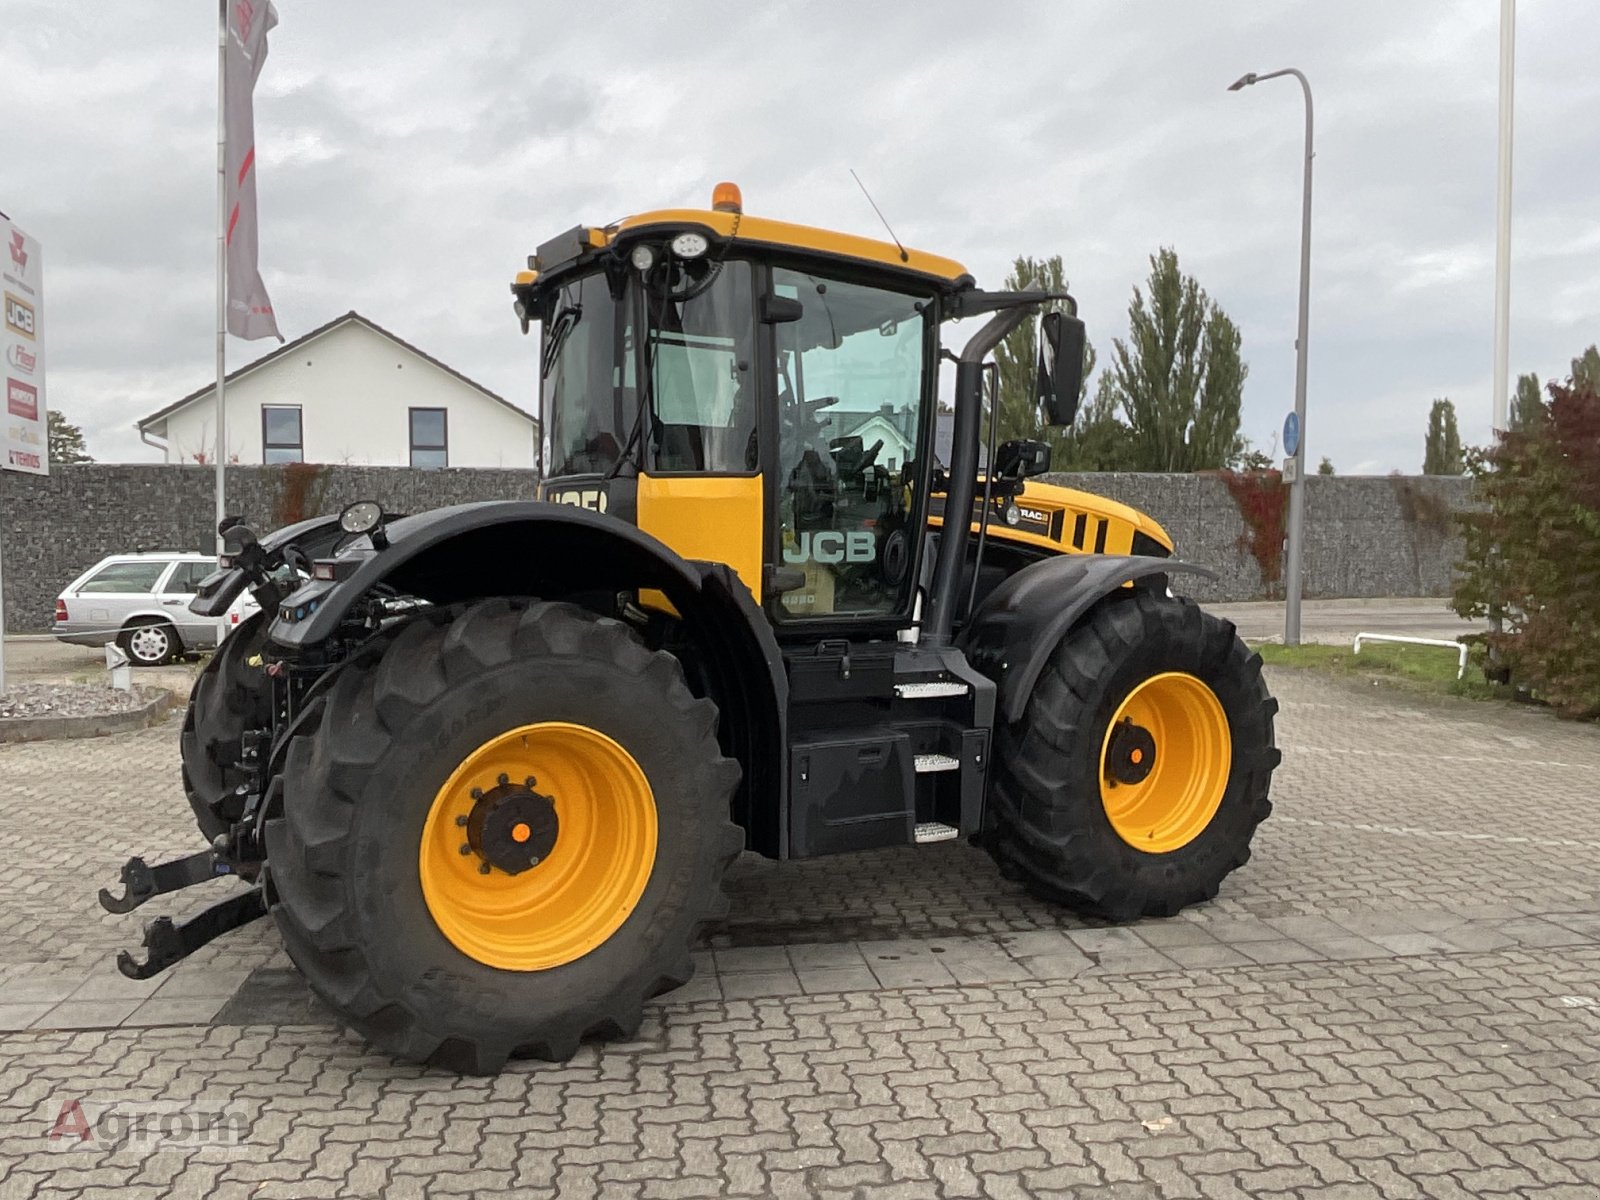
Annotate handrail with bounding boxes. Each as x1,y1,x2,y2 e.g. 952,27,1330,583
1352,632,1468,679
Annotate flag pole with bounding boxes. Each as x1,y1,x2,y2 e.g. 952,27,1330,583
214,0,228,551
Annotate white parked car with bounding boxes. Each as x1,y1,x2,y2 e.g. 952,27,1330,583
52,550,259,666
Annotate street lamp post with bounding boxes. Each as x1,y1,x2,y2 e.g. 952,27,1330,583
1230,68,1314,646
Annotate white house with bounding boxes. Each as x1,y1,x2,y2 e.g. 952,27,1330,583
137,312,538,468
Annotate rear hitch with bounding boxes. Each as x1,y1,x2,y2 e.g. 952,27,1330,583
116,889,268,980
98,850,235,914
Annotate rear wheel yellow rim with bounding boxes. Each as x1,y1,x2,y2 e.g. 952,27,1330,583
1099,672,1231,854
419,722,657,971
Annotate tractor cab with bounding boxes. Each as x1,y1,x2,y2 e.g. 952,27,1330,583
512,182,1095,639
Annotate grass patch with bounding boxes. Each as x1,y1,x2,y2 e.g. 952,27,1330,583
1254,640,1510,702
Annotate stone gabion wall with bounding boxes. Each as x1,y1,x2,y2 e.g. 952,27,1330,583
1041,472,1472,603
1,464,1472,631
0,464,537,631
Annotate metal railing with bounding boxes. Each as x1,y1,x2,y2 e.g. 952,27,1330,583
1353,632,1468,679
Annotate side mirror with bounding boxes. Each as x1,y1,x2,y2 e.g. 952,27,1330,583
993,439,1052,489
1036,310,1087,426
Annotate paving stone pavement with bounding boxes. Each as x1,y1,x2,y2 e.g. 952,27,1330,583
1,666,1598,1197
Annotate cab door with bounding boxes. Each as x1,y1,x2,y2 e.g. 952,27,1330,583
633,260,766,601
767,265,931,629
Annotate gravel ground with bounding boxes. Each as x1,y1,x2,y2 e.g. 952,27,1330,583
0,680,166,720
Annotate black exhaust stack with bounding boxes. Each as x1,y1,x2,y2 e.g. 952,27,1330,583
922,303,1038,645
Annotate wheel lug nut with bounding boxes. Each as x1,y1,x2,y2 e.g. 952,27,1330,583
455,815,469,827
524,776,537,789
478,863,492,875
498,773,510,786
459,843,473,856
470,788,483,801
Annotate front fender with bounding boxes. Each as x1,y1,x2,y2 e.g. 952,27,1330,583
266,501,722,650
959,554,1218,725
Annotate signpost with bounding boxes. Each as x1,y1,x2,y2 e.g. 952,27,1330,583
1,212,48,693
1282,411,1301,459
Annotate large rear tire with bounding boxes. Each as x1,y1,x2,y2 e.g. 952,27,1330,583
264,598,742,1074
985,590,1278,921
181,612,273,841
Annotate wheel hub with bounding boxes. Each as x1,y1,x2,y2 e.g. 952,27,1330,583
1103,718,1157,787
420,721,659,971
464,781,559,875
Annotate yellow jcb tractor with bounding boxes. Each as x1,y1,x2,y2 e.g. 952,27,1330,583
101,183,1277,1074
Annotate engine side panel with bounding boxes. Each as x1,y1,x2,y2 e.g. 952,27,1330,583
928,479,1174,560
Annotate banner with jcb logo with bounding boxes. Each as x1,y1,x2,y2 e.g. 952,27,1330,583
1,215,46,476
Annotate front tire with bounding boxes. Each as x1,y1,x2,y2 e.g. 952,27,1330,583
182,612,273,841
264,599,743,1074
985,590,1278,921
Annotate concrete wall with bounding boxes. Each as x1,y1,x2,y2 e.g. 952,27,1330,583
153,320,538,468
1,465,1471,632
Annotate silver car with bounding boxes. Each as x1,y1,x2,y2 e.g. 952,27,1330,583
53,551,257,666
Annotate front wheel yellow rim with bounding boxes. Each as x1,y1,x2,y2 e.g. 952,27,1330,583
419,722,658,971
1099,672,1231,854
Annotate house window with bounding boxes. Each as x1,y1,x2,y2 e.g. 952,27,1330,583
410,407,448,468
262,406,303,463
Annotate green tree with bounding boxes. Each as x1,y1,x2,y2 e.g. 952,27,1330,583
1571,344,1600,392
1317,456,1335,475
1234,442,1274,471
1509,372,1546,434
1454,375,1600,715
1098,247,1247,471
990,254,1112,468
1423,398,1463,475
47,410,94,464
1057,376,1137,472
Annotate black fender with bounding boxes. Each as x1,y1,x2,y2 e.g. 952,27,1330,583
959,554,1219,725
267,501,790,856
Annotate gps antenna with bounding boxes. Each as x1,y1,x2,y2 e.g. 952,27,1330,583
850,169,910,262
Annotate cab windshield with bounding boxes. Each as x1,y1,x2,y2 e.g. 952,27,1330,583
542,261,756,478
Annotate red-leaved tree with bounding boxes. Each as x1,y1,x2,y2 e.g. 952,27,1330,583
1453,374,1600,716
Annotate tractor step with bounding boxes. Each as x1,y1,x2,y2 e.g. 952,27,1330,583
894,681,970,699
914,753,961,773
115,888,268,980
914,821,961,844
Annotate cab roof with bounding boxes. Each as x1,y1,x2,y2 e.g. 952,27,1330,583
614,208,971,285
521,205,972,294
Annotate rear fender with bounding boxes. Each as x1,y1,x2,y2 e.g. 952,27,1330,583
959,554,1218,724
268,501,791,856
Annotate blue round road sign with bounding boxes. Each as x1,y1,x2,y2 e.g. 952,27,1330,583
1283,411,1301,457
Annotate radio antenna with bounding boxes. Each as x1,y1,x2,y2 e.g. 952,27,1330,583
850,169,909,262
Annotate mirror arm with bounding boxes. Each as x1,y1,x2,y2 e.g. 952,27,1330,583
944,287,1076,321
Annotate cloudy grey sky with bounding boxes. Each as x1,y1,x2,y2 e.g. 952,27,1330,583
3,1,1597,473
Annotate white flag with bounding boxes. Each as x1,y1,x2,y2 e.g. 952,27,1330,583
224,0,282,341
